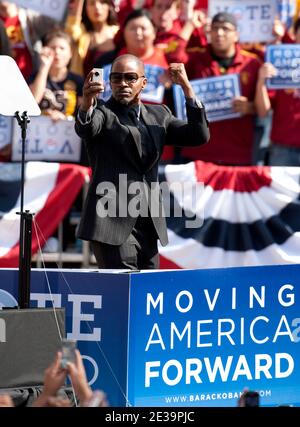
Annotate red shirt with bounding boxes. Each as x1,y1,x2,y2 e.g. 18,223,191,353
182,44,261,165
269,89,300,147
155,20,188,64
195,0,208,10
1,15,32,80
117,0,153,25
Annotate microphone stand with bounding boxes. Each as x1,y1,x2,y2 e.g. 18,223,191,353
15,111,33,309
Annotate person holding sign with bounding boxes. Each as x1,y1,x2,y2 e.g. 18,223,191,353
255,17,300,166
75,54,209,270
0,1,56,79
65,0,119,77
183,12,262,166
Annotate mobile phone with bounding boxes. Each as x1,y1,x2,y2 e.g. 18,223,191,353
60,339,77,369
244,391,259,407
92,68,103,83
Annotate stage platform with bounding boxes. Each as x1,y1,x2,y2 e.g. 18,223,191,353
0,265,300,407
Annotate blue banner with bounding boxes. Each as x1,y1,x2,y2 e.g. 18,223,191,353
266,44,300,88
127,265,300,407
0,269,129,407
173,74,242,122
2,265,300,407
101,64,165,104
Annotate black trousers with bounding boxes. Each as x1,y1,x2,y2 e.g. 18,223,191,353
91,216,159,270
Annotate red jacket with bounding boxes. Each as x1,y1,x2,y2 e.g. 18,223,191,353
182,44,262,165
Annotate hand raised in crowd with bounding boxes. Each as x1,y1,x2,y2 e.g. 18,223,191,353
68,0,84,14
81,70,105,112
272,16,286,42
191,9,207,29
67,349,109,407
168,63,195,98
39,46,55,70
66,349,93,404
180,0,196,21
45,109,67,122
258,62,278,83
32,351,68,407
0,394,14,407
232,96,254,115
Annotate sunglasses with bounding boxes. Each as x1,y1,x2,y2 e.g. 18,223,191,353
109,72,145,84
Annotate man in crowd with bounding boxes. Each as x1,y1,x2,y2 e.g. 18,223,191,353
255,16,300,166
183,12,262,165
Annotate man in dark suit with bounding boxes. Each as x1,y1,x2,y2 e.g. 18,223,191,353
75,54,209,270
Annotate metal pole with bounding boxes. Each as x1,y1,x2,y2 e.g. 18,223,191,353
15,111,32,309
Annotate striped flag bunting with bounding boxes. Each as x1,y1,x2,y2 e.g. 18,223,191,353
1,160,300,271
0,162,89,267
159,161,300,269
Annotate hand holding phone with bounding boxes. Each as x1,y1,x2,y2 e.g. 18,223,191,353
60,339,77,369
92,68,103,83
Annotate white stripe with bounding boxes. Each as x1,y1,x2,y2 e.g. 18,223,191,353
0,162,60,257
164,162,197,184
163,164,300,223
159,229,300,269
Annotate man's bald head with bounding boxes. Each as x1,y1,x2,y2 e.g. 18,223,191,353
111,54,145,75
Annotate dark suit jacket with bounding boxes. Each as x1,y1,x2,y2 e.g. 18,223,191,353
75,97,209,246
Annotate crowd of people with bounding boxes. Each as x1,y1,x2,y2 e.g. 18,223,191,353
0,349,109,407
0,347,259,407
0,0,299,255
0,0,299,166
0,0,299,406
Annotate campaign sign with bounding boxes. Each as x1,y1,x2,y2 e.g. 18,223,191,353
209,0,277,43
101,63,165,104
141,64,165,103
266,44,300,88
277,0,296,28
173,74,241,122
2,265,300,406
11,116,82,162
127,265,300,407
13,0,68,21
0,269,130,407
100,64,112,102
0,115,12,150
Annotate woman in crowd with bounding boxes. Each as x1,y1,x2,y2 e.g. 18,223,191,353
66,0,119,76
29,29,83,121
95,8,169,69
